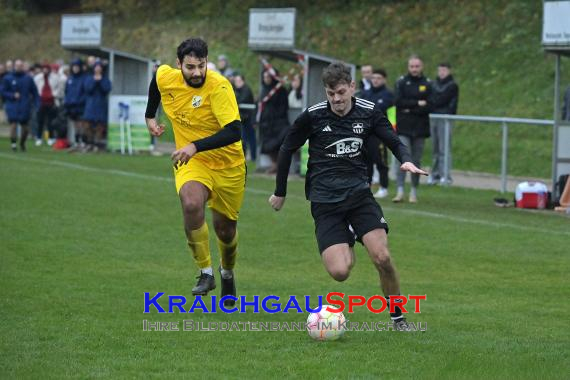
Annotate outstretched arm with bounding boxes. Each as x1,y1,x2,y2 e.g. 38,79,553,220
269,110,312,211
371,107,428,176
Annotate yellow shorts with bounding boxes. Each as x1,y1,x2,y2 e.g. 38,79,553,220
174,159,246,221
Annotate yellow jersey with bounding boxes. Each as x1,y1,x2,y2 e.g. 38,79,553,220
156,65,244,169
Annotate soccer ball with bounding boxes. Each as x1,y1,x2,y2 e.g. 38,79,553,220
306,305,346,341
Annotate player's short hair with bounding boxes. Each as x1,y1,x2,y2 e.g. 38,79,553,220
439,62,452,69
373,68,387,78
177,38,208,61
322,62,352,88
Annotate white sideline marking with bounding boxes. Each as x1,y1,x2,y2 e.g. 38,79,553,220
1,153,568,237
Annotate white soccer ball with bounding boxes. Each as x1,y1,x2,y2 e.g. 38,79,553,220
306,305,346,341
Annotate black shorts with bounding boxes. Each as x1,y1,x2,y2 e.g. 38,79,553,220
310,189,389,254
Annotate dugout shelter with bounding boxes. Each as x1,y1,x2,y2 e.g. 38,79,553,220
248,8,357,173
543,1,570,201
61,13,155,153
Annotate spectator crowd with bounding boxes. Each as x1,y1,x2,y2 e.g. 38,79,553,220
0,56,112,152
2,52,465,204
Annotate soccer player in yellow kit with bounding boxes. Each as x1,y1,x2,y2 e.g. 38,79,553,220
145,38,245,305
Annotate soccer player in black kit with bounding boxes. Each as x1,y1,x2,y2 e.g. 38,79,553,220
269,63,427,330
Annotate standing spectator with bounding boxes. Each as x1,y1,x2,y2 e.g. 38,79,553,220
148,60,161,152
429,62,459,185
362,68,394,198
34,63,61,146
563,84,570,121
1,59,39,151
53,63,69,147
0,63,6,124
0,63,6,81
23,61,31,74
217,55,235,80
358,64,373,92
28,64,41,141
86,56,97,73
64,58,86,149
54,64,67,106
233,73,256,161
82,60,112,151
258,69,289,174
393,55,433,203
5,60,14,73
207,62,218,73
30,63,42,78
288,73,303,109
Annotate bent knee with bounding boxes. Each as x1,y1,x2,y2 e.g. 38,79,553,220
372,248,392,269
329,268,351,282
182,198,204,216
213,220,236,242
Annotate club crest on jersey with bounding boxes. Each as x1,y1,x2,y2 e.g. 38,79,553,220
352,123,364,134
191,95,202,108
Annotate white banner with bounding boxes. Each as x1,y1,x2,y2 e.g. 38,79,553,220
543,1,570,46
248,8,296,49
61,14,102,47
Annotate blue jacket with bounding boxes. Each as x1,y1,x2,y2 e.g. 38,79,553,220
1,71,39,123
361,85,394,114
64,71,86,109
82,75,112,123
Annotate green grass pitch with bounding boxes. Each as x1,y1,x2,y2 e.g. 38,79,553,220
1,145,568,379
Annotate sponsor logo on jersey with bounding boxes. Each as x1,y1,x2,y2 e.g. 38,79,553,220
325,137,363,157
191,95,202,108
352,123,364,134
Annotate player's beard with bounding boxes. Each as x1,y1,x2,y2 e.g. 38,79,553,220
183,69,207,88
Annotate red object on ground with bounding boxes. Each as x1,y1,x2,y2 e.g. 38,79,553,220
515,181,548,209
53,138,69,150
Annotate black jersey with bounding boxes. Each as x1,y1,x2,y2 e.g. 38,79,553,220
275,97,412,203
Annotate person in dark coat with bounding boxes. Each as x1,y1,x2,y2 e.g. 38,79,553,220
258,68,289,173
233,73,256,161
0,63,6,124
562,84,570,122
65,58,87,149
1,59,39,151
393,55,433,203
429,62,459,185
82,60,111,150
362,68,394,198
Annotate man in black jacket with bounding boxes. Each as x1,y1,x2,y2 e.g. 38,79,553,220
393,55,433,203
233,73,256,161
362,68,394,198
429,63,459,185
562,84,570,122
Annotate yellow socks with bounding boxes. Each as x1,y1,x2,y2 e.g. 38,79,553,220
218,231,238,271
187,223,211,271
188,223,238,276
